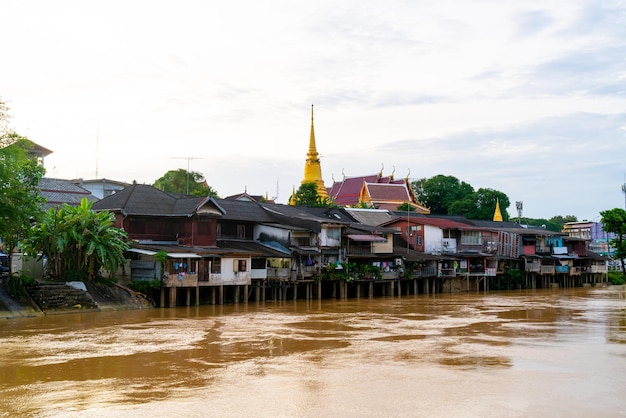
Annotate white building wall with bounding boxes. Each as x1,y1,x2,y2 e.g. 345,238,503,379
424,225,444,254
210,257,251,285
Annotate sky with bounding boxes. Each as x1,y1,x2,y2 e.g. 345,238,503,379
1,0,625,221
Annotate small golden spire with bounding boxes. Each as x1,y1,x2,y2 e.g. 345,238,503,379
301,105,328,199
493,198,503,222
289,185,297,206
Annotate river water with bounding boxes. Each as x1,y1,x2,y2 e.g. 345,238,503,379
1,287,625,417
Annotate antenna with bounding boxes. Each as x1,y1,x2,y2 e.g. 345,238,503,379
172,156,203,194
515,201,523,224
95,116,100,178
271,178,279,201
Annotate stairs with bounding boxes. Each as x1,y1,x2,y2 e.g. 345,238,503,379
28,283,98,312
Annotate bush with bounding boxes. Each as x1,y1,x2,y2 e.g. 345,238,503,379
608,271,625,285
129,279,162,294
5,272,36,298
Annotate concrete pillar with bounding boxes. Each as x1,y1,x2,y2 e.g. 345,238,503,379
244,284,249,304
160,287,166,308
195,286,200,306
186,288,191,306
219,285,224,305
169,287,177,308
369,281,373,298
234,286,240,304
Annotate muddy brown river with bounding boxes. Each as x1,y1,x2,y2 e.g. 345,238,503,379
1,287,625,417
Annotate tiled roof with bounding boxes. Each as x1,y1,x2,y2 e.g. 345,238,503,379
365,183,410,202
38,177,98,210
344,208,397,226
218,239,291,257
216,199,276,223
92,184,221,216
327,174,379,206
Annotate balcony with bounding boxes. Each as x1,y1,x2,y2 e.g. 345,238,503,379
524,262,540,272
347,246,373,256
540,265,555,275
164,272,198,287
555,265,569,274
414,266,437,277
440,268,456,277
267,267,291,280
591,265,607,273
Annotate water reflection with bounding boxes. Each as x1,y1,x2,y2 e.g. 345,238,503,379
1,287,625,417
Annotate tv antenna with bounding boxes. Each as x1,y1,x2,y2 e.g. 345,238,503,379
172,156,203,194
515,201,523,224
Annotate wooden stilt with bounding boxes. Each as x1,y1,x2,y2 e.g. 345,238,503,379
169,287,177,308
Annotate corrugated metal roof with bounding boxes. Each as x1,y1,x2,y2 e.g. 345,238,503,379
347,234,387,242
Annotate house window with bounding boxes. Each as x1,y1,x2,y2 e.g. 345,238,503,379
416,236,422,245
210,257,221,274
216,224,222,238
295,237,310,246
233,259,247,272
406,225,421,236
237,224,246,239
327,228,340,240
461,231,482,245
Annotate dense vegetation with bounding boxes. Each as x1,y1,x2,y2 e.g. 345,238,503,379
153,168,219,197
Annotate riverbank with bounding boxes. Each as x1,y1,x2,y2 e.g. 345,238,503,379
0,279,151,319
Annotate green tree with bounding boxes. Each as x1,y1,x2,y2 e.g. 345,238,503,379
511,217,561,232
548,215,578,231
600,208,626,275
153,169,219,197
449,188,510,221
24,198,128,281
0,103,46,261
293,182,331,207
411,175,474,214
397,202,416,212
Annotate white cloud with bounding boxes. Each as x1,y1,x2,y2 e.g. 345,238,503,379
2,0,626,221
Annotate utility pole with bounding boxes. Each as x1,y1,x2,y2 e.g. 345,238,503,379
172,157,203,195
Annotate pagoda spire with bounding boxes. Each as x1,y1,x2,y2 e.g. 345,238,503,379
493,198,503,222
301,105,328,200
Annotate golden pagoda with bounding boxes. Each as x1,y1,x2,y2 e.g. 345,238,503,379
300,105,328,200
493,198,503,222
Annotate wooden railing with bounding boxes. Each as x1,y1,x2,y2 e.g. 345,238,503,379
164,272,198,287
591,265,607,273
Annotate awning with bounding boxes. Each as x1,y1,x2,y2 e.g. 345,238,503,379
167,253,202,259
290,246,320,255
127,248,157,256
347,234,387,242
127,248,201,259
